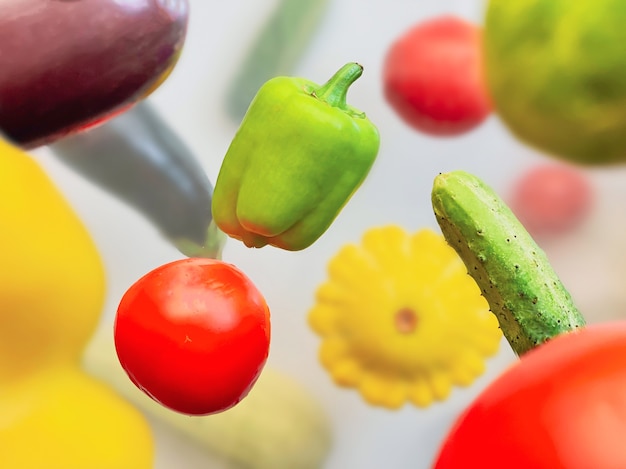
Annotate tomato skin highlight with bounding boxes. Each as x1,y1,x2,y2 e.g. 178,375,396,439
114,258,271,416
383,16,491,136
433,323,626,469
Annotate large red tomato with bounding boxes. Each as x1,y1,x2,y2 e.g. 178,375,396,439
433,323,626,469
114,258,271,416
383,15,491,136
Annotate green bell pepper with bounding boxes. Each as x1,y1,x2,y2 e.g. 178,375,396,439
212,62,380,251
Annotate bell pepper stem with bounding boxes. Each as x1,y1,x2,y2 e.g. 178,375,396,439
313,62,363,110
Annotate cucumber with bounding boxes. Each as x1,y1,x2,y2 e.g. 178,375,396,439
82,328,333,469
431,170,586,356
225,0,330,122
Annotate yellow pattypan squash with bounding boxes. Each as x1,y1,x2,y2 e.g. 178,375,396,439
0,138,153,468
308,225,502,409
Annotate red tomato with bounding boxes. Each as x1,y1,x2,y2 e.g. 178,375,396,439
382,15,491,136
433,323,626,469
114,258,271,416
509,164,593,238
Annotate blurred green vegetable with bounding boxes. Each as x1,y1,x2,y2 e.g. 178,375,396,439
225,0,331,122
51,101,225,259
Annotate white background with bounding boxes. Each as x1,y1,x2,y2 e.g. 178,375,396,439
32,0,626,467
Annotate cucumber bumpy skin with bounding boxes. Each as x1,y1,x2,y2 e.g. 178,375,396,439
431,170,586,356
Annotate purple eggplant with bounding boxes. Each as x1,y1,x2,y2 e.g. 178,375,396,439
51,101,225,259
0,0,188,149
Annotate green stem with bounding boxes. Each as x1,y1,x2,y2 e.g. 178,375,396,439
313,62,363,110
171,220,227,260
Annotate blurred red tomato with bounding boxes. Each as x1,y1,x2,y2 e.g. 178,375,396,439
434,323,626,469
509,164,593,238
114,258,271,416
382,15,491,136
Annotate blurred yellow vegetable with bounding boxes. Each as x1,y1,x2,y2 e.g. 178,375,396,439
0,138,153,468
308,225,502,409
84,328,334,469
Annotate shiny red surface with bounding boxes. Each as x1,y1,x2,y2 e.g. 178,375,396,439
0,0,188,148
433,323,626,469
114,258,271,416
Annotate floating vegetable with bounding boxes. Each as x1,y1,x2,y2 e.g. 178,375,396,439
308,225,501,409
484,0,626,164
508,163,594,239
51,101,226,259
84,330,333,469
383,15,491,136
114,258,271,416
432,170,586,355
0,138,153,468
0,0,188,148
225,0,331,122
434,322,626,469
213,62,380,251
430,171,626,469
